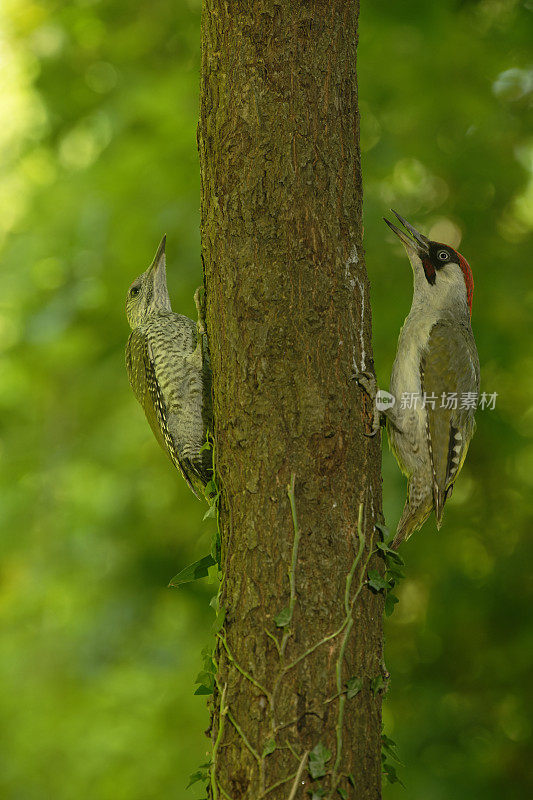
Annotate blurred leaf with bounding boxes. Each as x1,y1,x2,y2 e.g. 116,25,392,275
212,606,226,634
186,762,210,788
384,592,399,616
202,503,217,521
383,762,405,788
168,554,216,587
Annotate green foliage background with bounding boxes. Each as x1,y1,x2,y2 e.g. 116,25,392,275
0,0,531,797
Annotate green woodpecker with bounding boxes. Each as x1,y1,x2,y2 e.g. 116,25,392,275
359,211,479,548
125,236,213,498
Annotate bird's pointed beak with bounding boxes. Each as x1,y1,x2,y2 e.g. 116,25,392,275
383,210,429,257
145,235,171,311
148,234,167,275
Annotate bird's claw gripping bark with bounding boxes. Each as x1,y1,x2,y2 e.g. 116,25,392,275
354,370,378,399
353,370,382,437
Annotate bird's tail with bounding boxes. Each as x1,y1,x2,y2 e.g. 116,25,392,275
434,483,454,530
392,484,433,549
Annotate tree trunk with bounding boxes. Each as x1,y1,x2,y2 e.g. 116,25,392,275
198,2,384,798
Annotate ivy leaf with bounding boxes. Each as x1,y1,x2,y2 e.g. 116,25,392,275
194,657,215,695
195,670,214,687
308,742,332,780
376,541,405,565
337,789,348,799
367,570,389,593
211,528,221,564
308,790,327,799
186,762,210,788
212,606,226,633
274,607,292,628
194,683,214,696
168,554,216,587
374,521,391,541
389,551,405,567
262,738,276,757
382,734,404,765
203,502,218,521
347,774,356,787
204,479,217,496
385,592,399,617
200,645,216,674
383,762,405,787
346,676,363,699
371,675,386,695
386,566,406,584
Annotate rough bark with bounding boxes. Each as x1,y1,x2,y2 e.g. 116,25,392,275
198,2,384,798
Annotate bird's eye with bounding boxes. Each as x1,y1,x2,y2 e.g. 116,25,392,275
437,250,449,261
130,286,140,297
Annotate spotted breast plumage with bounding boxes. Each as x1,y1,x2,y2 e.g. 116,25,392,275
125,236,213,497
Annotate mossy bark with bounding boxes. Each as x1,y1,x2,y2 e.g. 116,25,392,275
198,2,384,798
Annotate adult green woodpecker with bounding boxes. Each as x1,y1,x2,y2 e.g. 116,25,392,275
359,211,479,548
125,236,213,498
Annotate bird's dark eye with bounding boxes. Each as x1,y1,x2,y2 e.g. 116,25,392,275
130,286,140,297
437,250,449,261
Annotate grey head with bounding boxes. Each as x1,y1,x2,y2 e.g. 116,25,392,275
125,235,172,329
383,210,474,317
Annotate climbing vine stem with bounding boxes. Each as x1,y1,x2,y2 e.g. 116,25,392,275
204,476,378,799
281,473,301,657
331,501,367,792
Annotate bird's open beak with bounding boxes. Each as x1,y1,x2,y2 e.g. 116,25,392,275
383,210,429,257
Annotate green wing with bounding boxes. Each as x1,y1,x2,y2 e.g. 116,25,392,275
421,320,479,522
125,328,201,497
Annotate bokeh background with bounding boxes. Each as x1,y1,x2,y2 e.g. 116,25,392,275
0,0,531,798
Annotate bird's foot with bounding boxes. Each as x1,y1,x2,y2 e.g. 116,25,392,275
353,371,404,436
353,370,378,399
352,370,382,436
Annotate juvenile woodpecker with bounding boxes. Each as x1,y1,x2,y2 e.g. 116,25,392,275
359,211,479,548
125,236,213,497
